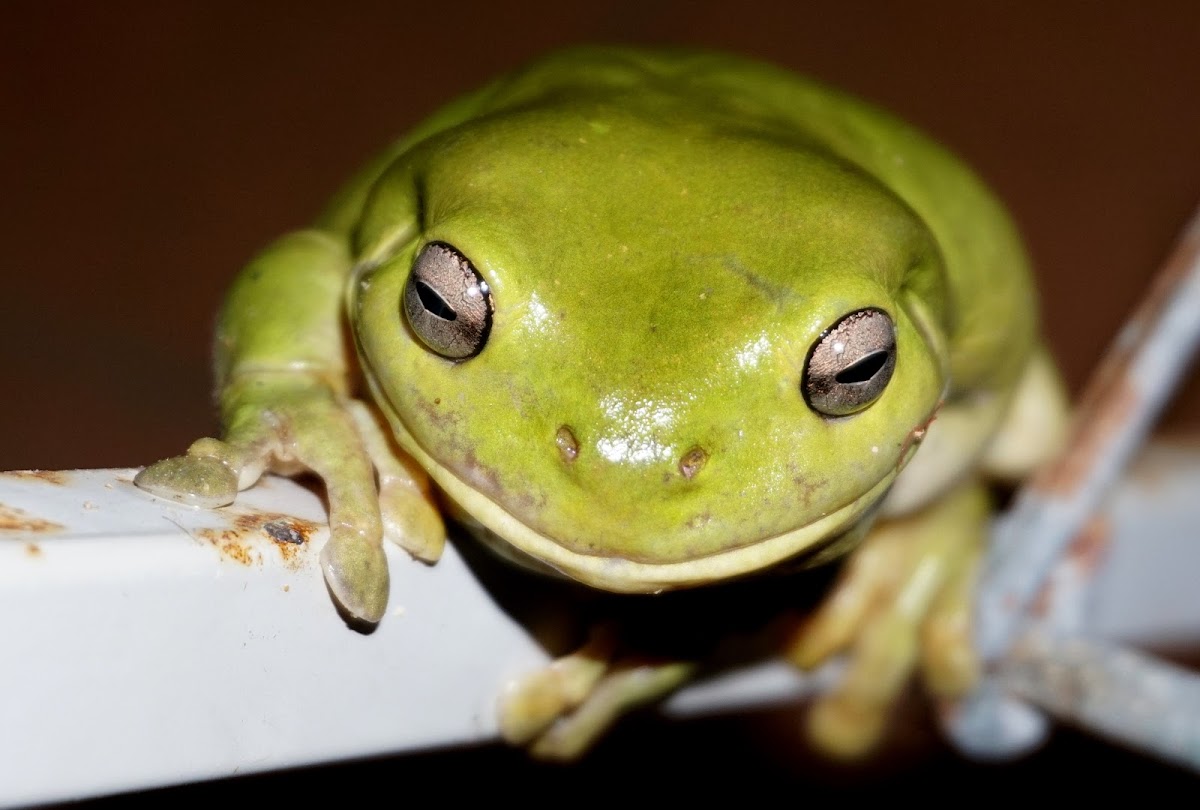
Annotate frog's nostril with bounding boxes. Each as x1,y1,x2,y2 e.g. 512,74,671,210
678,446,708,479
556,425,580,463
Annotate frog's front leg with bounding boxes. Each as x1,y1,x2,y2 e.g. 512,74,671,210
498,624,698,761
785,478,989,757
135,230,445,624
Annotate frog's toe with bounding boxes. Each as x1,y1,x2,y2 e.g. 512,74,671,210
347,401,447,563
787,543,922,757
319,531,390,624
787,553,924,757
806,613,919,757
922,626,978,697
526,659,695,761
134,453,238,508
785,536,905,669
920,550,981,696
378,477,446,563
498,624,696,760
498,626,615,745
499,666,590,746
807,690,890,759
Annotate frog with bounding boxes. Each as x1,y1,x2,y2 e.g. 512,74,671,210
135,45,1069,760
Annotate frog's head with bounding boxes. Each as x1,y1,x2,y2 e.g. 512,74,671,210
350,99,948,592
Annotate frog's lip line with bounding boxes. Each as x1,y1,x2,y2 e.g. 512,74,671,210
379,406,897,592
433,451,895,592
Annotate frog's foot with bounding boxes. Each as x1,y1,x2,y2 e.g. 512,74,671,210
135,375,441,625
498,624,698,761
784,479,988,758
134,448,241,509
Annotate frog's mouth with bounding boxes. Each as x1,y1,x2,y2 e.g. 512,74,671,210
375,402,899,593
441,452,894,592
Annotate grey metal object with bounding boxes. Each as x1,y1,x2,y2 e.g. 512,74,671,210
1001,629,1200,772
946,205,1200,763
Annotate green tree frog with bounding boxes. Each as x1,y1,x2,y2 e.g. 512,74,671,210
136,46,1069,759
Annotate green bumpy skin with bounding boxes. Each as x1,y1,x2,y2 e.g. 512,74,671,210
136,46,1068,758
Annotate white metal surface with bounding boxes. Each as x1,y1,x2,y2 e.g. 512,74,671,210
0,469,556,805
1,441,1198,806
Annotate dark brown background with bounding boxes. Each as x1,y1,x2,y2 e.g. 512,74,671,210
5,0,1199,800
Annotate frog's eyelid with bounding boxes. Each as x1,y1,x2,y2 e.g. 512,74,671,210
356,216,420,268
802,308,897,417
403,242,493,360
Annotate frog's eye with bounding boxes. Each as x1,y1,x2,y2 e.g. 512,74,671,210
803,308,896,417
403,242,493,359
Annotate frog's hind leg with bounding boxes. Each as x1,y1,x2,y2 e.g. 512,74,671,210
784,479,989,757
982,346,1071,480
498,623,698,761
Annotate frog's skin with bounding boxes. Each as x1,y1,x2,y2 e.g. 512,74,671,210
136,46,1068,759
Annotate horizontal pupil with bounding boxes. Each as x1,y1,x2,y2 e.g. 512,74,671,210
835,350,888,384
416,279,458,321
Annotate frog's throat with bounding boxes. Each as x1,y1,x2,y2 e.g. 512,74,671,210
375,406,898,593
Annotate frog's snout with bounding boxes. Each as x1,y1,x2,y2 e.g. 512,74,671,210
553,423,710,481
